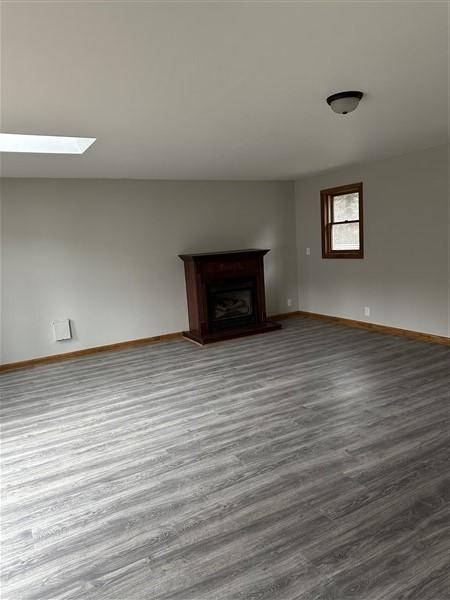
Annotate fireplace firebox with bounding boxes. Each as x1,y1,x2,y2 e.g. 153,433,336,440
208,278,256,330
179,249,281,344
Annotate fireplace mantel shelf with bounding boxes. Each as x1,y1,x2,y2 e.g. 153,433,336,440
179,248,280,345
179,249,270,261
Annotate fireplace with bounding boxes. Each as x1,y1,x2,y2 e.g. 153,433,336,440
179,249,281,344
208,278,256,330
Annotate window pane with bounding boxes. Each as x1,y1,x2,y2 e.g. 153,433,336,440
331,222,360,250
333,193,359,222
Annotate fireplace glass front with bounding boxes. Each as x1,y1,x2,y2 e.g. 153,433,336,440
208,279,256,330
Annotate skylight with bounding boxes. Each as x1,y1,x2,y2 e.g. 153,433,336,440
0,133,96,154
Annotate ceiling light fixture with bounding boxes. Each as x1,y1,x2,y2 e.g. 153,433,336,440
326,91,363,115
0,133,96,154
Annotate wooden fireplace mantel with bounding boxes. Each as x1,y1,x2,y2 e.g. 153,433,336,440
179,249,269,261
179,249,281,345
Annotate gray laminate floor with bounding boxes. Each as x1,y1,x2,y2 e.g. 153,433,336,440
1,317,449,600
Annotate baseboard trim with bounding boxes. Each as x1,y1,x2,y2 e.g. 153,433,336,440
297,310,450,346
1,310,447,373
269,311,302,321
0,314,298,373
0,332,183,373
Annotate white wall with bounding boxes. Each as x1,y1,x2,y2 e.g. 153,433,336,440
2,145,448,363
1,179,297,363
295,145,449,337
0,190,2,364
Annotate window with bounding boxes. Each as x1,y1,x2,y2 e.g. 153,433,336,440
321,182,364,258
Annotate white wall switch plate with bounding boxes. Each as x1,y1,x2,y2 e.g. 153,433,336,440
306,247,311,255
287,298,292,307
364,306,370,317
52,319,72,341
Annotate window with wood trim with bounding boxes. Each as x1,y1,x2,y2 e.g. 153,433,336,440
321,182,364,258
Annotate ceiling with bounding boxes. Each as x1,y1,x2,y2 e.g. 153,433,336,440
0,1,448,179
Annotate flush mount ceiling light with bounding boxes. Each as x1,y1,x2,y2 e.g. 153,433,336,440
326,91,364,115
0,133,96,154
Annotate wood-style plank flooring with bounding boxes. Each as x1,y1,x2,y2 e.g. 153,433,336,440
1,317,449,599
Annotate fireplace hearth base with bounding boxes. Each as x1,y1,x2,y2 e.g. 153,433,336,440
179,249,281,345
183,320,281,345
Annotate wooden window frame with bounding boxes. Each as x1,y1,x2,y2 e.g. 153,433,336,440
321,182,364,259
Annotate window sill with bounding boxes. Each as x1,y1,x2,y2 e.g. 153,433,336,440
322,251,364,259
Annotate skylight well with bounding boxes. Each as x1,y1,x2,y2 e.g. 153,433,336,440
0,133,96,154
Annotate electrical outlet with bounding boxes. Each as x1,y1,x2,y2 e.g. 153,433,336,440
364,306,370,317
287,298,292,308
306,247,311,255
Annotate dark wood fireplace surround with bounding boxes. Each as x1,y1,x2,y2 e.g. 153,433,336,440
179,249,281,344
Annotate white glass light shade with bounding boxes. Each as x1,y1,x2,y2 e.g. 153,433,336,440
329,96,360,114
